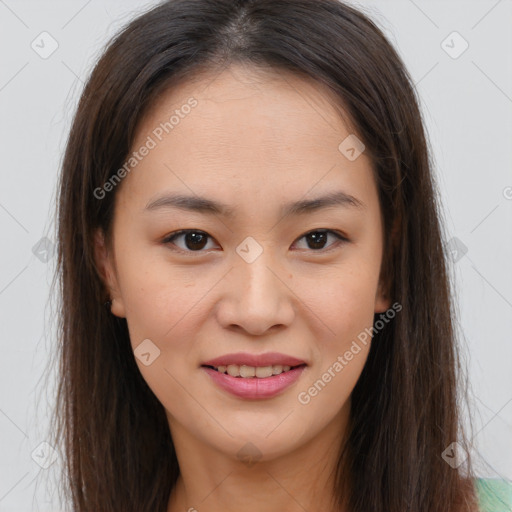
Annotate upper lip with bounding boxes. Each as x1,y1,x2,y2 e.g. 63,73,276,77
201,352,307,368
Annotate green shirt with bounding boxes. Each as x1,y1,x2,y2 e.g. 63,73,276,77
476,478,512,512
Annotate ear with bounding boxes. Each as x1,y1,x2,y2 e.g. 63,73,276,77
375,225,396,314
93,229,126,318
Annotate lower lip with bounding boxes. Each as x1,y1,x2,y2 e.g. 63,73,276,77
201,365,307,399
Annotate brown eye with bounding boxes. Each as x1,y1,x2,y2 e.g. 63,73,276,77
162,228,348,255
163,230,217,252
293,229,348,252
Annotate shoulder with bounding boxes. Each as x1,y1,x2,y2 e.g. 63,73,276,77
475,477,512,512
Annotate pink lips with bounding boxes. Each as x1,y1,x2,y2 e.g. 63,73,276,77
200,352,308,400
201,365,306,399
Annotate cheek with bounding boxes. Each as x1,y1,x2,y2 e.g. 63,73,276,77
117,261,207,406
115,248,204,345
293,269,377,415
298,261,380,343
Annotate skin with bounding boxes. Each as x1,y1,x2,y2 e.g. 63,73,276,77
95,63,391,512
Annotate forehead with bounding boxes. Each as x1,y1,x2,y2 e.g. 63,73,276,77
142,63,354,131
120,64,377,214
139,63,356,147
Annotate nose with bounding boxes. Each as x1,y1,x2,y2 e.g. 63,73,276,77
215,250,295,336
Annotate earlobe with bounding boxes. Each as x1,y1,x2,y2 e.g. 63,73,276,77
374,280,391,314
374,293,391,314
109,297,125,318
93,229,126,318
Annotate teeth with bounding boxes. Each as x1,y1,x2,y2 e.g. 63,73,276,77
214,364,293,378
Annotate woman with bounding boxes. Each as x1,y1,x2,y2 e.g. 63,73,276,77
49,0,509,510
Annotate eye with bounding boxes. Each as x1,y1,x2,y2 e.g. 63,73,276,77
162,230,219,253
163,228,348,254
292,229,348,253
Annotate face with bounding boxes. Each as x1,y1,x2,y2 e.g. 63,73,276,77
95,63,390,463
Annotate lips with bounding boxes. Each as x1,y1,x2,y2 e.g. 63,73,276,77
201,363,307,399
201,352,307,368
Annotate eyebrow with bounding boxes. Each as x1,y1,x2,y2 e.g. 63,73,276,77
144,190,366,218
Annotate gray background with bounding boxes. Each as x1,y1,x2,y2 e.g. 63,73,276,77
0,0,511,510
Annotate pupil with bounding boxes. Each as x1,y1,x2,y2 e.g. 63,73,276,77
307,231,327,249
186,232,207,250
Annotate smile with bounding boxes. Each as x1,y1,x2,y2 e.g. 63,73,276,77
200,364,307,399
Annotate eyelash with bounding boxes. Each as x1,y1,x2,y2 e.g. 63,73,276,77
162,229,349,255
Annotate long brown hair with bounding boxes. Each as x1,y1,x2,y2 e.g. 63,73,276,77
49,0,478,510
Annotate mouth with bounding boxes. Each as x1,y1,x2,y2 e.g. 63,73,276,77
201,363,307,379
200,362,308,399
